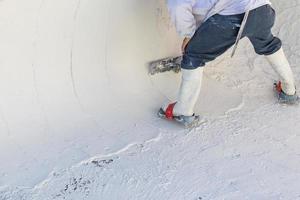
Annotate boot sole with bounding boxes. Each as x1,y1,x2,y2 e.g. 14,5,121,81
157,108,205,128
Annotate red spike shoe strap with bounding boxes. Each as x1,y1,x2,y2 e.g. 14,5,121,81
165,102,176,120
276,81,282,93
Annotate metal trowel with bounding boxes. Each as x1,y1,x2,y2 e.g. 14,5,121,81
148,56,182,75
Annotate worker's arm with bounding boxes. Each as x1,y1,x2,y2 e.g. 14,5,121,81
168,0,197,39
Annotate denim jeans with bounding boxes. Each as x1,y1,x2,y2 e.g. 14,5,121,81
182,4,282,69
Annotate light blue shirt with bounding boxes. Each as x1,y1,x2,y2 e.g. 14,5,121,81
168,0,271,38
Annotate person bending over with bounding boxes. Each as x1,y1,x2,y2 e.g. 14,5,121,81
159,0,298,126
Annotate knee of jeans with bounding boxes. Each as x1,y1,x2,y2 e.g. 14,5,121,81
181,55,205,69
253,37,282,55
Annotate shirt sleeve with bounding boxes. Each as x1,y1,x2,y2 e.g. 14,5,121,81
168,0,197,38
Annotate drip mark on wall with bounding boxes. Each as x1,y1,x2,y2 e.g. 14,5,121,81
70,0,82,101
32,0,52,136
69,0,106,134
104,0,112,85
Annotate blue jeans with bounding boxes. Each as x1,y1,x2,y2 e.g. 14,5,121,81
182,4,282,69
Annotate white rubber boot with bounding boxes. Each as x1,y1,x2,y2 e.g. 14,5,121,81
265,48,296,95
173,67,203,116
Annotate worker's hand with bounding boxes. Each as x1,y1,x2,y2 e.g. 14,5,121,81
181,37,191,54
